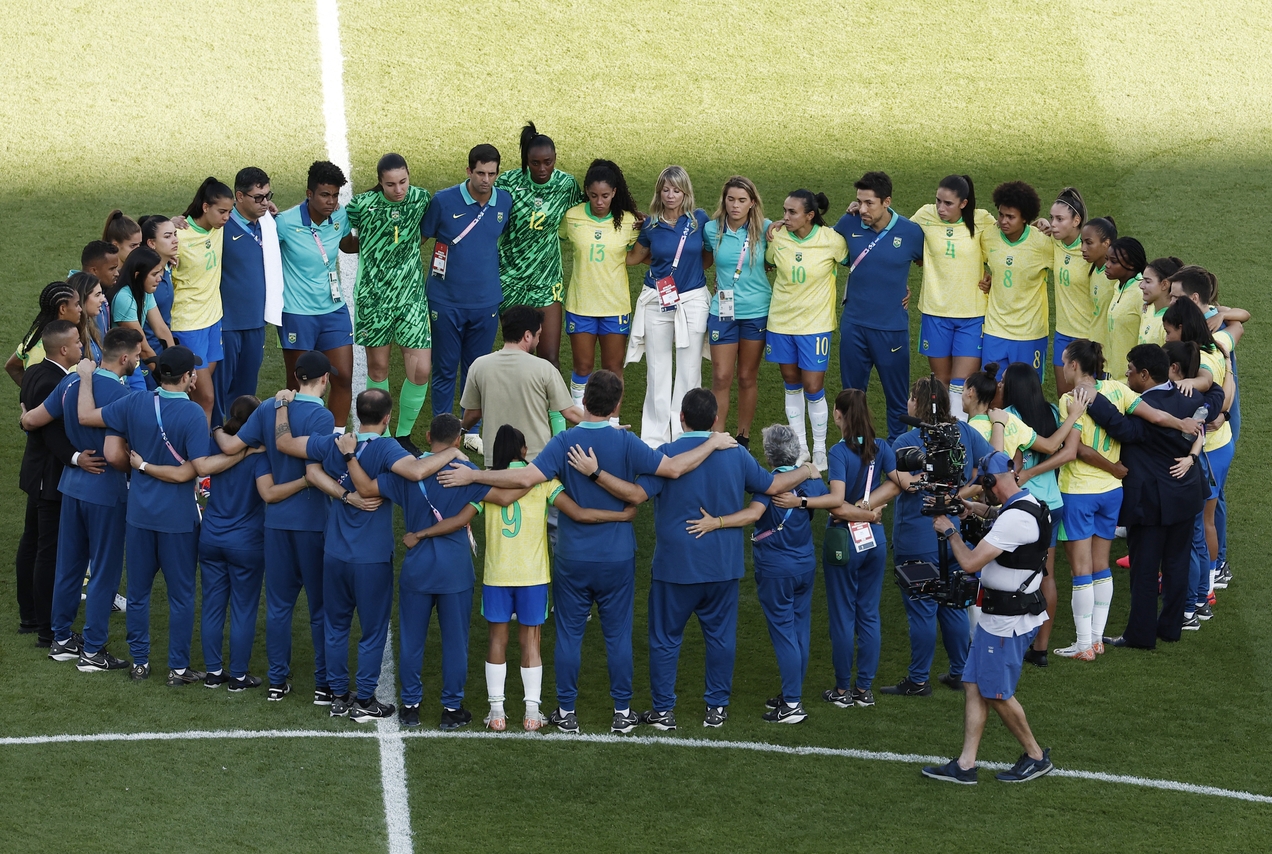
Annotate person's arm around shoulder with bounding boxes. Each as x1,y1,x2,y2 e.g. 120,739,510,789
686,501,766,538
273,395,310,459
256,471,310,504
654,431,738,478
403,504,479,550
567,446,649,505
436,459,547,490
553,490,639,524
74,359,109,428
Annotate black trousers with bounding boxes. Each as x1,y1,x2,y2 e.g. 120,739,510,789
1123,522,1193,648
15,492,61,640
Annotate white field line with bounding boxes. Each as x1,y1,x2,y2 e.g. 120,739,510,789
375,629,413,854
4,726,1271,806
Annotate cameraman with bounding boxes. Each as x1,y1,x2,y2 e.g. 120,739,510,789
922,451,1053,785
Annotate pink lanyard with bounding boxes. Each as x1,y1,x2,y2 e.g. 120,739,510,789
152,394,186,464
452,204,489,246
300,202,329,264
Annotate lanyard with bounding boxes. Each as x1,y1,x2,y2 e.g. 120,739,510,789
417,480,478,554
848,213,897,274
300,202,330,265
751,506,794,543
152,393,186,464
731,237,748,284
670,218,692,270
452,203,489,246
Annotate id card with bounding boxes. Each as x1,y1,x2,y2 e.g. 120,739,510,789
431,242,449,280
328,271,341,302
656,275,680,311
848,521,877,553
718,288,735,321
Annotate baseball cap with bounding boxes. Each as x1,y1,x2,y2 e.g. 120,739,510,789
295,350,337,382
978,451,1013,476
145,345,203,380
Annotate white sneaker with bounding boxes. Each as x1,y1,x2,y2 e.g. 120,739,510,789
524,709,548,731
462,432,484,455
797,447,811,466
1114,526,1127,539
112,593,127,612
1052,644,1096,662
812,450,828,472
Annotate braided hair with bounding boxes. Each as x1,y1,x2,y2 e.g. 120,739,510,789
21,282,78,355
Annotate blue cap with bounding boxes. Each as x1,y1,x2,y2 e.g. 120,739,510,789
978,451,1013,475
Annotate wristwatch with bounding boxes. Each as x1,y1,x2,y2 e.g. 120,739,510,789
943,527,957,539
800,496,808,509
139,461,148,473
343,451,356,462
341,490,350,504
588,470,600,482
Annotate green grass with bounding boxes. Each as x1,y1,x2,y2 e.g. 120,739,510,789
2,0,1271,850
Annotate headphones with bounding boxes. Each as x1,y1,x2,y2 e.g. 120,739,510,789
978,458,1016,492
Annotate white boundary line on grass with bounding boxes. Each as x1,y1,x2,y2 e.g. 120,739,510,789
375,630,413,854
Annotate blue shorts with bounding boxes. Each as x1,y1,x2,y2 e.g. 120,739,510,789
766,331,830,372
1059,488,1123,541
708,314,768,345
482,583,549,625
1052,332,1081,367
174,320,224,365
919,314,983,359
963,625,1037,700
565,311,630,336
1204,440,1233,501
981,334,1047,380
278,304,354,352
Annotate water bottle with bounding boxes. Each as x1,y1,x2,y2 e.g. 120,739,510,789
1184,406,1208,438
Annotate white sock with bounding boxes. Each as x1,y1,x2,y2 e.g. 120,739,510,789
485,661,506,710
522,665,543,711
333,425,345,434
1091,570,1113,640
570,382,587,409
807,392,829,455
615,707,630,716
968,605,981,639
784,384,808,452
1072,575,1094,648
609,416,621,428
948,381,966,421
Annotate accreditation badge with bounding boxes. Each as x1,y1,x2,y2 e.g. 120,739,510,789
431,242,449,280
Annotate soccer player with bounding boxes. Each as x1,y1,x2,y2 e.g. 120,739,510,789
1138,257,1183,346
495,123,585,368
561,159,641,412
422,144,513,431
912,175,994,414
173,178,232,421
705,176,770,444
573,389,816,730
139,215,178,360
767,190,846,469
75,346,223,683
1044,188,1092,395
102,210,141,264
339,154,433,450
625,165,711,448
981,182,1051,380
70,272,106,365
1102,237,1147,371
109,247,175,391
439,371,734,733
834,171,924,440
21,327,140,670
1081,217,1117,352
277,161,354,429
6,282,81,387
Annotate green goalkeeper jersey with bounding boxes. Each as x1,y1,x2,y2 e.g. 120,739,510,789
494,168,584,306
345,185,432,305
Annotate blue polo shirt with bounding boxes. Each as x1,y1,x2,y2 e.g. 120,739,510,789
309,432,409,564
704,218,772,319
533,421,665,562
377,460,490,594
751,470,829,575
201,435,270,551
100,388,207,533
221,210,267,331
44,369,131,507
636,433,774,584
890,422,991,557
235,396,335,531
637,209,710,293
834,211,924,331
150,268,174,354
276,202,349,316
827,439,896,545
420,182,511,310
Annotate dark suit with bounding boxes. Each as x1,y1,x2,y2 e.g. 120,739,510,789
16,359,76,640
1087,384,1209,647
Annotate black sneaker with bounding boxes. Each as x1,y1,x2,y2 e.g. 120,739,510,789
330,693,352,717
1215,560,1232,588
77,649,128,672
1023,648,1049,668
762,702,808,724
922,759,977,785
18,621,38,634
47,633,84,662
167,667,207,687
995,748,1054,783
440,706,472,731
204,671,229,689
351,697,396,722
764,695,784,710
399,704,421,727
880,678,932,697
314,686,334,706
130,662,150,681
823,688,852,708
35,635,52,648
639,709,676,731
703,705,728,728
396,435,421,457
850,687,875,708
735,433,750,448
548,708,580,734
937,672,963,690
1181,614,1202,631
228,675,262,692
611,709,639,734
267,682,292,701
1195,603,1214,621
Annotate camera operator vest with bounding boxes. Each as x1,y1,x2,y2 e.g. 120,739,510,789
993,498,1051,573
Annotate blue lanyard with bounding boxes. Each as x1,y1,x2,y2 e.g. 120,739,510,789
152,393,185,464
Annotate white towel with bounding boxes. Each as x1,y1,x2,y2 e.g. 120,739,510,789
261,212,285,327
624,287,712,365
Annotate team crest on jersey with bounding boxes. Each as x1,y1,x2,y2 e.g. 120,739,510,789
893,237,902,248
497,212,504,222
946,228,954,237
1064,254,1072,264
1006,257,1014,266
711,330,719,342
287,333,297,344
334,222,341,231
430,310,439,322
534,197,543,208
204,240,211,249
594,231,602,240
568,321,575,333
391,210,400,220
795,252,803,262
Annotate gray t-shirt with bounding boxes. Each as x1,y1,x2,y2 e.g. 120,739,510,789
460,347,573,464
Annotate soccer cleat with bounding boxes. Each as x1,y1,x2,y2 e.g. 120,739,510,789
922,759,977,785
228,675,262,692
764,695,784,710
995,748,1054,783
813,450,828,472
166,668,207,687
203,671,229,689
823,688,853,708
47,633,84,662
797,448,811,466
880,678,932,697
396,435,421,457
76,649,128,672
1195,603,1214,621
762,702,808,724
399,705,421,728
1115,555,1130,569
313,686,334,706
1024,648,1049,668
1053,644,1096,661
462,432,483,455
439,707,473,731
267,682,292,701
703,705,728,728
1181,614,1202,631
524,710,548,732
548,708,580,734
130,663,150,681
611,709,639,734
484,709,507,731
330,694,352,717
639,709,677,731
1092,641,1105,655
937,672,963,690
351,698,396,723
1214,565,1232,589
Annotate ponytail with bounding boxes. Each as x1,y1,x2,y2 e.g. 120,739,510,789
938,174,977,236
182,177,232,220
788,189,828,227
139,214,172,244
370,152,408,194
1062,338,1105,379
1054,187,1087,226
21,282,78,356
965,363,1000,407
518,121,555,172
102,209,140,247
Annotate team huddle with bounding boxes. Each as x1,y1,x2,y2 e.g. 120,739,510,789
11,123,1245,748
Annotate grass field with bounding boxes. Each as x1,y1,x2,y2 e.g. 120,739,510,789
2,0,1271,850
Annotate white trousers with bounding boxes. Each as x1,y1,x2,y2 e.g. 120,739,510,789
639,293,709,447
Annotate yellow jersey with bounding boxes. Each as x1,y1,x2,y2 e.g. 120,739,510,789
14,339,46,369
1059,379,1139,494
765,224,847,335
912,204,994,318
968,411,1037,460
1104,275,1144,373
1198,346,1232,452
1138,305,1167,346
171,222,224,331
982,225,1052,341
562,203,639,319
1053,238,1094,338
1088,266,1114,349
482,473,563,586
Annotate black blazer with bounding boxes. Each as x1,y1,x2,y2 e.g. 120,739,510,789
1086,385,1208,527
18,360,76,500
